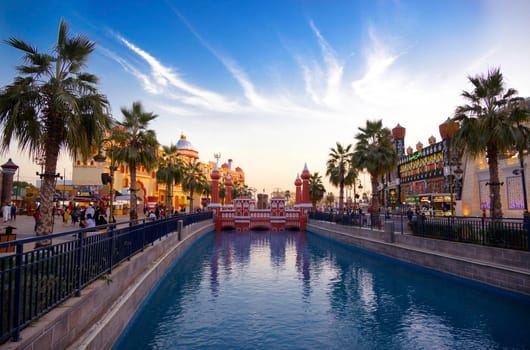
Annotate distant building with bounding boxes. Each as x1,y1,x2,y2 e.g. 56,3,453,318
390,97,530,217
72,133,245,214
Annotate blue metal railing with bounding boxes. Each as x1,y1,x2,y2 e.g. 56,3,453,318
0,211,212,344
307,211,529,251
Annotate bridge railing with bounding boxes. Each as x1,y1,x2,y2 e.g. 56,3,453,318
308,211,529,251
0,211,213,344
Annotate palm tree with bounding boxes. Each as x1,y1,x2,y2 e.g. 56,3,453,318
326,142,355,214
112,101,159,220
182,160,207,213
452,68,530,219
309,172,326,211
0,19,111,244
326,192,335,209
156,144,184,216
352,120,398,214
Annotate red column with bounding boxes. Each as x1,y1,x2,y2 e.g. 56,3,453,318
225,174,233,205
295,174,302,204
301,164,311,204
211,166,221,204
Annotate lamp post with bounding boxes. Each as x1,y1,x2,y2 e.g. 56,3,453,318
441,118,460,216
513,152,529,214
94,140,117,223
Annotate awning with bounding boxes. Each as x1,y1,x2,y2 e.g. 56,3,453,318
72,196,101,203
34,196,63,202
115,195,142,202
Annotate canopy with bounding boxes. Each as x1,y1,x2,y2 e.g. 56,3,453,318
115,195,142,203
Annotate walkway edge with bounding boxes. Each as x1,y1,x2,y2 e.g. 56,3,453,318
69,222,214,350
2,221,214,350
308,220,530,297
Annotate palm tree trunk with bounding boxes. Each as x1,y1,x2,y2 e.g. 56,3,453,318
487,147,504,218
338,183,345,214
371,175,381,212
189,187,194,213
167,180,173,216
35,144,60,247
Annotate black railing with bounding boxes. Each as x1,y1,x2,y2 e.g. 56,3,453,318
0,211,213,344
307,211,529,251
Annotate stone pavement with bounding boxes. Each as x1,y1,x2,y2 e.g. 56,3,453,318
0,213,132,253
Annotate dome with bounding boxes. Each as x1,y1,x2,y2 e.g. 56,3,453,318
175,133,199,159
176,134,194,150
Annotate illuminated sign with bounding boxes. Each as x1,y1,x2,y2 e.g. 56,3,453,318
399,151,444,180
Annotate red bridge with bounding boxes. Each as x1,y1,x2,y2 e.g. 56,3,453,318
208,164,313,231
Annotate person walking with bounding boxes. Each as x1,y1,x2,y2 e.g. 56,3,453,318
2,203,11,222
10,203,16,221
63,207,71,226
33,205,40,233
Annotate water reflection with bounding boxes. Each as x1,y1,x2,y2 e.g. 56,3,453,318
115,230,530,350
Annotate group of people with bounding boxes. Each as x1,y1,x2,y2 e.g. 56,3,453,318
32,202,112,233
144,204,165,220
62,203,110,229
1,203,17,222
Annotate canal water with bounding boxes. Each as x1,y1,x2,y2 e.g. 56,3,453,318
114,231,530,349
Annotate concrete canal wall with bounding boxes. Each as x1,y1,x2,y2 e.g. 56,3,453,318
307,220,530,297
3,221,214,350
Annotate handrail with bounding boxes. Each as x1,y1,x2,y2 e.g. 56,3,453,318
0,211,213,343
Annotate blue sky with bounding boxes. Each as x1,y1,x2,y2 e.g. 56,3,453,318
1,0,530,195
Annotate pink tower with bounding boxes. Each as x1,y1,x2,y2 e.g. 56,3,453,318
208,163,222,230
211,163,221,204
301,163,311,204
224,173,233,206
294,174,302,204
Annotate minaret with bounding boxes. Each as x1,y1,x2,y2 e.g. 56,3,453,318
392,124,406,156
294,174,302,205
210,163,221,205
301,164,311,205
224,173,233,206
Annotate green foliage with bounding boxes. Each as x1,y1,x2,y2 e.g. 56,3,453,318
112,101,159,220
326,142,356,214
452,68,530,219
309,172,326,210
0,19,111,236
352,120,398,212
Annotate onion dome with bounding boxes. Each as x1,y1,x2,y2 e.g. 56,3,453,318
428,135,436,145
301,163,311,180
211,163,221,180
224,173,233,187
416,141,423,151
176,133,199,159
1,158,18,171
439,118,459,140
294,174,302,186
392,124,406,139
406,146,414,155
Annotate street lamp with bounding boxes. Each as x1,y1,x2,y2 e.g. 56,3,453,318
94,140,117,223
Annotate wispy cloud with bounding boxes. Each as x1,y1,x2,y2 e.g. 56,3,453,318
100,46,161,94
351,25,400,102
118,35,240,112
309,20,344,108
168,7,272,110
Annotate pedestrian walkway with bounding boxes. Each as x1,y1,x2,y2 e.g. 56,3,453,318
0,213,131,253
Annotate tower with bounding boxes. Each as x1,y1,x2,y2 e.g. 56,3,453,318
294,174,302,205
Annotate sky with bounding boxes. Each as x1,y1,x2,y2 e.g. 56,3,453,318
1,0,530,195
